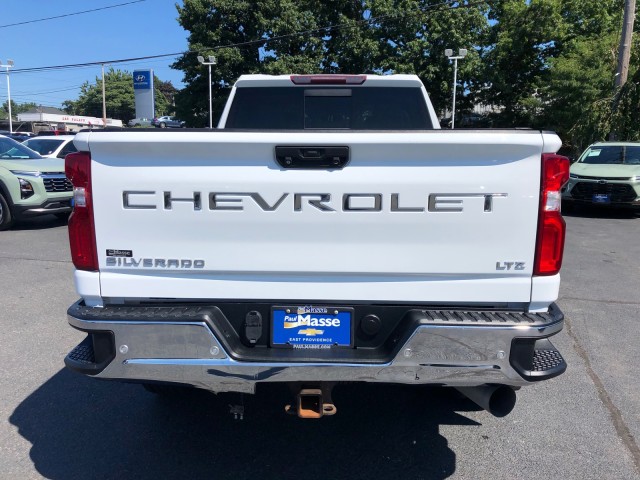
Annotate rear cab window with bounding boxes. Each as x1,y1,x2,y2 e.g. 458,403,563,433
225,87,433,130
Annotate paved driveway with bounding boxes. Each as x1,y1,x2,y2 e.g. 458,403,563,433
0,212,638,479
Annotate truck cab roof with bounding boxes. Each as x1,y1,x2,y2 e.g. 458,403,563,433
234,74,426,88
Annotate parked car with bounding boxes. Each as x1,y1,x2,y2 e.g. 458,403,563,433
440,113,492,129
128,117,152,127
0,135,73,230
22,135,77,159
0,130,31,142
152,116,186,128
562,142,640,210
36,130,71,136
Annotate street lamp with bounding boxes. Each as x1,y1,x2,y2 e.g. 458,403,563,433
101,63,107,128
0,59,15,133
445,48,467,129
197,55,217,129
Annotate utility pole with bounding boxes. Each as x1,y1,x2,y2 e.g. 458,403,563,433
615,0,636,89
610,0,635,140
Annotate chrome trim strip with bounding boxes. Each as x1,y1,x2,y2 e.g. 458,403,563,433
21,206,72,215
40,173,67,179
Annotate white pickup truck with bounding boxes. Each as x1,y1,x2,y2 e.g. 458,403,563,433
64,74,569,418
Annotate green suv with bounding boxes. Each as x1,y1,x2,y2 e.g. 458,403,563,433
562,142,640,211
0,135,73,230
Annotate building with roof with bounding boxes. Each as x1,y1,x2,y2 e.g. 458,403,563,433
15,106,123,133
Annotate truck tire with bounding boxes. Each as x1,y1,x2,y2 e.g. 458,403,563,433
0,193,14,231
159,122,166,128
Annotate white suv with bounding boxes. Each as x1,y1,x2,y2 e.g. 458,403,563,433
22,135,77,159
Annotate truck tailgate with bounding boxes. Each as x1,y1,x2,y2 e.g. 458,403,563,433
78,130,557,305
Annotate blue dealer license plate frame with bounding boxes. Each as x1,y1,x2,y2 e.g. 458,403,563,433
271,306,354,349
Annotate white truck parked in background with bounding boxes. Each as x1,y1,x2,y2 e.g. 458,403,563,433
64,74,569,418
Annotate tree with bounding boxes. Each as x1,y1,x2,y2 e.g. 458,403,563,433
572,58,640,147
538,0,637,151
315,0,490,114
479,0,566,127
172,0,344,126
0,100,38,119
542,0,625,151
544,32,619,151
611,67,640,140
156,79,178,110
172,0,636,140
63,68,176,121
172,0,491,125
371,0,490,115
478,0,631,153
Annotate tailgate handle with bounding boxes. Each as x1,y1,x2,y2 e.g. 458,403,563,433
275,146,350,169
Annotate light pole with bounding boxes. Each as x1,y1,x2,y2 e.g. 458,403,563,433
101,63,107,128
0,59,14,133
197,55,217,128
445,49,467,129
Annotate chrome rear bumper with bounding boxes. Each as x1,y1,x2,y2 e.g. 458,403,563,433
65,302,566,393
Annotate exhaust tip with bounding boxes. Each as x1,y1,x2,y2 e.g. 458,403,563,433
455,385,517,417
487,386,517,417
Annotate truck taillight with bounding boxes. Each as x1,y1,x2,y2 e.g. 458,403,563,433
290,75,366,85
65,151,98,271
534,153,570,276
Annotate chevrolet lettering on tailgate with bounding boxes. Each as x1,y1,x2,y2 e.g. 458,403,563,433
122,191,508,213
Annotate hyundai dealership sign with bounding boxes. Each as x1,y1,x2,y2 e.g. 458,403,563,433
132,69,154,119
133,70,152,90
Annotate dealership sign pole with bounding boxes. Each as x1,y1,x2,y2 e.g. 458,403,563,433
132,70,155,122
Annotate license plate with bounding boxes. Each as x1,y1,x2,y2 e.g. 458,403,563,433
271,306,353,348
593,194,610,204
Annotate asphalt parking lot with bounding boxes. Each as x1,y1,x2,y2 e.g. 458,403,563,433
0,210,639,480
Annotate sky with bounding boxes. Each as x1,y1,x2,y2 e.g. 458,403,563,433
0,0,189,110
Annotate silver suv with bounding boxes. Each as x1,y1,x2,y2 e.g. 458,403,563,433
152,116,186,128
